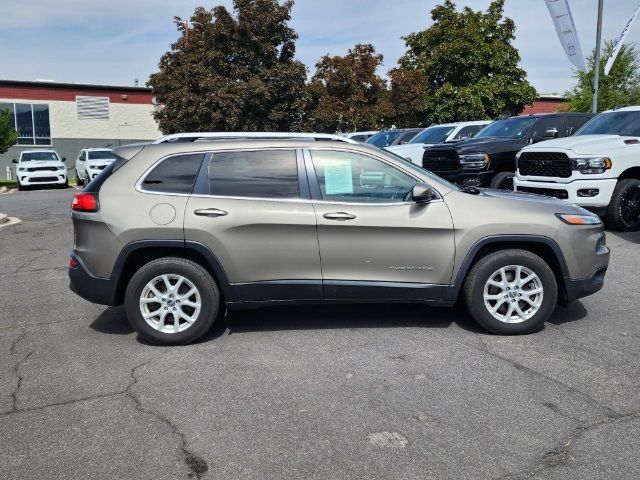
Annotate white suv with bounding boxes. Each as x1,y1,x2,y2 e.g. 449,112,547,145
385,120,492,165
514,106,640,231
75,148,117,185
12,150,67,190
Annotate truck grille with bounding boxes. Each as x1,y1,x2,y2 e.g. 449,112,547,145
518,152,572,178
27,166,58,172
422,149,460,172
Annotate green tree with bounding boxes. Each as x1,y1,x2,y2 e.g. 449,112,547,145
148,0,307,133
566,42,640,112
395,0,537,124
302,44,394,133
0,108,18,154
389,67,428,127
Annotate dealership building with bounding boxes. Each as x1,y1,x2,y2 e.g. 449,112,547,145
0,79,161,179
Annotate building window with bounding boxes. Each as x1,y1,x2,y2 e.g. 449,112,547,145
76,96,109,120
0,102,51,146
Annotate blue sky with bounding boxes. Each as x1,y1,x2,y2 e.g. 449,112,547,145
1,1,639,94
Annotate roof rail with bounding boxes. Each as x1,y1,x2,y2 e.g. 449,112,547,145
152,132,359,145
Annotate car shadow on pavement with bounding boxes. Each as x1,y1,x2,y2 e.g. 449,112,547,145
223,302,485,335
89,306,134,335
547,300,588,326
611,230,640,244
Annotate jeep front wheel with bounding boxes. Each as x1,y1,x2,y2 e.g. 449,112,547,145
124,257,220,345
463,249,557,334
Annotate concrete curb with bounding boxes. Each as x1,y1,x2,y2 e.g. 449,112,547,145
0,215,21,229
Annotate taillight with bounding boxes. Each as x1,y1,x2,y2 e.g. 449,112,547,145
69,257,78,269
71,192,99,212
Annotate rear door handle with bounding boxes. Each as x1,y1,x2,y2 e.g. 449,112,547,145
194,208,228,217
323,212,356,221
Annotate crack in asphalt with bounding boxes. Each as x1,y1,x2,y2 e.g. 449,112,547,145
2,353,209,479
12,250,53,274
124,358,210,479
497,411,640,479
473,339,620,419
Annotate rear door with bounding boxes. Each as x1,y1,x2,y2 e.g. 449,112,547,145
305,147,455,300
184,148,322,302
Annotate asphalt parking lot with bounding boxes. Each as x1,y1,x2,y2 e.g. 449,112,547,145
1,186,639,480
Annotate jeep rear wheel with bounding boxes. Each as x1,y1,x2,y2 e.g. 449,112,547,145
606,179,640,231
463,249,557,334
124,257,220,345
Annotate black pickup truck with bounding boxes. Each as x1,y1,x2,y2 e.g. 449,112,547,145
421,113,593,189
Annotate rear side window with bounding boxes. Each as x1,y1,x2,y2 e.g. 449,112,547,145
142,153,204,194
207,150,299,199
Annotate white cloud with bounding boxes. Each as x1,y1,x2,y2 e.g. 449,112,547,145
1,0,639,94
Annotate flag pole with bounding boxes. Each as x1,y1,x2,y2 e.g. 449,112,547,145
592,0,604,113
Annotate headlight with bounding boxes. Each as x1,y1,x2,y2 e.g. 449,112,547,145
89,165,99,169
459,153,490,169
57,165,66,171
556,213,602,225
572,157,612,174
18,167,26,171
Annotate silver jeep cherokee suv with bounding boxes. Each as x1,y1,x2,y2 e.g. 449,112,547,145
69,133,610,345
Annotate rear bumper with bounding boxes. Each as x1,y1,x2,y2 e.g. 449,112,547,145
68,252,120,306
564,267,608,303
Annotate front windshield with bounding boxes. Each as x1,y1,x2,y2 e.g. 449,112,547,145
367,130,402,147
410,126,455,144
88,150,116,160
20,151,60,162
475,117,537,139
384,150,460,191
576,111,640,136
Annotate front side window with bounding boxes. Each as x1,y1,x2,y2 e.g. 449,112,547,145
530,117,565,140
475,117,537,139
208,150,299,199
142,153,204,194
310,150,417,203
576,111,640,136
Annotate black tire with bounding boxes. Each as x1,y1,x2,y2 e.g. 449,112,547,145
463,249,557,335
489,171,515,190
124,257,220,345
605,179,640,231
59,178,69,189
17,182,23,191
76,170,84,186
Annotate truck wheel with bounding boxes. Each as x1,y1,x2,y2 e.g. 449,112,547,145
463,249,557,335
490,171,515,190
124,257,221,345
606,179,640,231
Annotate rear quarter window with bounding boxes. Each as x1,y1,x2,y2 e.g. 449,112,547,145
140,153,205,194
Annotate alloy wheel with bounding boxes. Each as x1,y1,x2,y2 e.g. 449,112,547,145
483,265,543,324
139,274,202,333
619,184,640,228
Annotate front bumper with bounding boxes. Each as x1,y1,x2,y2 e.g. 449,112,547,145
68,252,120,306
18,170,67,186
564,267,608,303
514,177,617,208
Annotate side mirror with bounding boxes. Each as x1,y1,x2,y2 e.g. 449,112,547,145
61,157,66,162
412,182,434,203
12,159,17,164
542,128,558,139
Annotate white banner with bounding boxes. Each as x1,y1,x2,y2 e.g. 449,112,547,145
545,0,588,72
605,2,640,75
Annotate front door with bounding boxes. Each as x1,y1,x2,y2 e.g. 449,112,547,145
305,148,455,300
184,149,322,302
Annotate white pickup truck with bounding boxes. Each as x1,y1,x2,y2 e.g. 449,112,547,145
514,106,640,231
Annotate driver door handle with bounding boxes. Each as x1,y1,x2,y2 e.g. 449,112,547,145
323,212,356,221
194,208,228,217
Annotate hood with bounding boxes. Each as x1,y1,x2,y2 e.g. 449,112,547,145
522,134,638,155
431,136,525,154
20,160,64,167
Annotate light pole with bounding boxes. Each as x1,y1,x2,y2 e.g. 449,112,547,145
592,0,604,113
